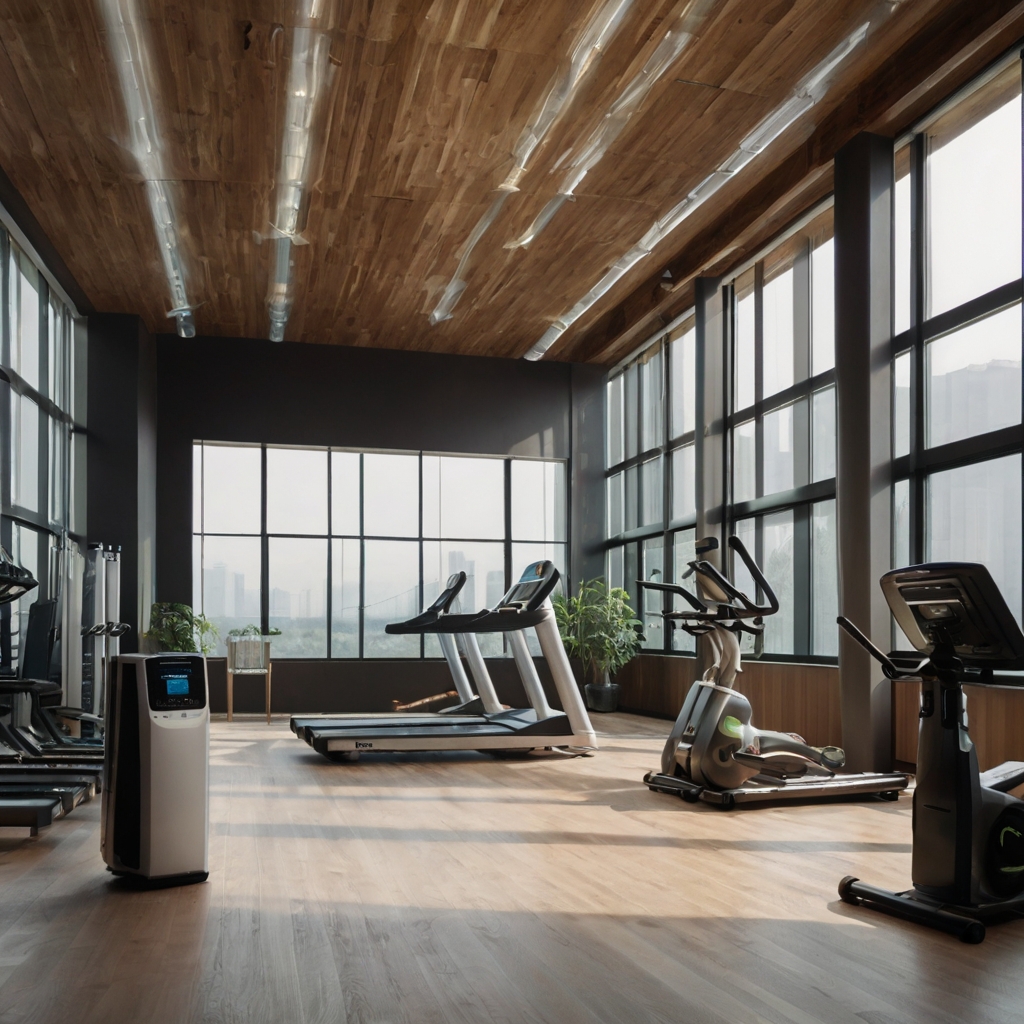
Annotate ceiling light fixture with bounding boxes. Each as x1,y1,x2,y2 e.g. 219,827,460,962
99,0,197,338
266,5,334,342
428,0,633,325
523,5,894,361
507,0,715,251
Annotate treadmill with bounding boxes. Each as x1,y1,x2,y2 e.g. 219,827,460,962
292,561,598,759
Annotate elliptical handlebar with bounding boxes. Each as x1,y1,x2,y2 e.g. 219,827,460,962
836,615,929,680
728,536,780,616
635,579,708,613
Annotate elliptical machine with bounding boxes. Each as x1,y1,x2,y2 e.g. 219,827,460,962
640,535,908,807
837,561,1024,943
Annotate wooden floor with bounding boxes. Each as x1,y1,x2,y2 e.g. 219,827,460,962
0,713,1022,1024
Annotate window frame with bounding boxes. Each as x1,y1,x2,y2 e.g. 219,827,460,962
193,442,568,660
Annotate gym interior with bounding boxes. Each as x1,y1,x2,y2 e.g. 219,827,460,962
0,1,1023,1021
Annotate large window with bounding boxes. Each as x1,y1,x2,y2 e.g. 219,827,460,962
0,229,80,672
193,444,567,658
606,315,698,654
892,59,1023,633
726,208,838,659
606,209,839,662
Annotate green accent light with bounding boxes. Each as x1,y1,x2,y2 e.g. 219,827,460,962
719,715,743,739
1000,826,1022,846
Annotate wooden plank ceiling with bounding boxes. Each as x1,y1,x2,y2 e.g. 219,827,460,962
0,0,1023,363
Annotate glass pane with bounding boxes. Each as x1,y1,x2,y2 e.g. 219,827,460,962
624,465,638,531
47,296,63,406
762,509,794,655
893,478,912,650
812,499,838,656
732,518,757,656
512,460,566,541
607,374,624,466
895,150,911,335
193,443,203,532
733,420,756,503
671,444,695,521
640,457,663,527
928,80,1021,318
927,454,1022,624
763,403,795,496
423,455,504,539
363,453,419,538
363,539,420,657
811,237,834,374
331,451,360,535
640,346,664,451
200,535,262,656
607,472,624,538
735,271,755,411
202,443,262,534
640,536,664,650
671,528,696,653
926,304,1022,448
433,541,507,656
893,478,910,568
624,364,639,460
894,352,911,458
624,543,639,622
268,537,328,656
11,393,39,512
48,416,65,525
8,523,39,672
763,266,795,398
606,545,624,592
192,535,202,614
331,538,360,657
266,447,328,535
14,253,40,390
811,388,835,482
670,325,696,438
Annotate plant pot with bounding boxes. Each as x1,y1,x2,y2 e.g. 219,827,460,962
585,681,621,713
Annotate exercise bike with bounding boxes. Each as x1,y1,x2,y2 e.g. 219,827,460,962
837,561,1024,942
639,535,908,807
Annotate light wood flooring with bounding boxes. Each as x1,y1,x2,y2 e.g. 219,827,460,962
0,713,1022,1024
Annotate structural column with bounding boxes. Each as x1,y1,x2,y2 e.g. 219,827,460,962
695,276,726,676
834,132,894,772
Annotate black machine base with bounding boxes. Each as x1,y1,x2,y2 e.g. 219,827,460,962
838,876,1024,943
108,868,209,890
644,770,907,808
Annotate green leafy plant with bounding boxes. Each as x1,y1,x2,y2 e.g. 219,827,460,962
227,624,282,637
553,579,643,685
146,603,218,654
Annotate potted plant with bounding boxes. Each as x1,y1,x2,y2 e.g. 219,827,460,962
145,602,218,654
554,579,643,712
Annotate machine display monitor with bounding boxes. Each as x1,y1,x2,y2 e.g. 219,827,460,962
145,655,208,711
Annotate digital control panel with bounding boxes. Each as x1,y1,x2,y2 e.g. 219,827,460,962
145,655,207,711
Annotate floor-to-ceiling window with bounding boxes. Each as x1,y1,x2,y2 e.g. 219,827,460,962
193,443,567,658
892,56,1022,638
724,208,839,659
605,314,698,654
0,227,81,672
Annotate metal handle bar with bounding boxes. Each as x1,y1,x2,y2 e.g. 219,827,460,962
836,615,929,679
636,579,707,612
726,536,780,616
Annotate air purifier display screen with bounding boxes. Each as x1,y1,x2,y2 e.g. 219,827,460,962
166,677,190,695
145,655,208,711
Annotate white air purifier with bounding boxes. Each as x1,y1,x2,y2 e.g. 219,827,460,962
102,654,209,885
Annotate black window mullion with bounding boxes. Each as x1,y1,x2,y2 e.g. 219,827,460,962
909,132,927,564
326,449,332,658
793,503,811,657
419,453,425,658
260,444,269,636
358,453,364,660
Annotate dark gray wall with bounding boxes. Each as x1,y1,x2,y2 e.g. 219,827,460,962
87,313,158,651
156,335,605,709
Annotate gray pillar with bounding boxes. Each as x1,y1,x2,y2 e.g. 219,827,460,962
834,133,894,772
87,313,157,651
695,277,726,676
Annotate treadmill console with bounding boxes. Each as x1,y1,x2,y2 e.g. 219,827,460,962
145,655,208,711
881,562,1024,669
497,561,559,612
